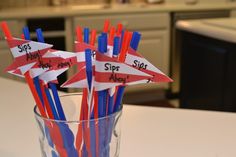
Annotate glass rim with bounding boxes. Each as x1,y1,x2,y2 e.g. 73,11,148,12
33,93,123,124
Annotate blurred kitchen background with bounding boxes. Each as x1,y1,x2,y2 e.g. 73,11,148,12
1,0,236,111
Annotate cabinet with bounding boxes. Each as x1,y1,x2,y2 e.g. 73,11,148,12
73,13,170,93
180,31,236,112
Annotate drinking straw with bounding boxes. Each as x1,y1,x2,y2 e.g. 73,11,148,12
113,31,133,112
119,31,132,62
116,23,123,36
89,29,100,157
85,49,96,157
103,20,110,33
22,27,67,156
36,28,66,120
105,36,121,157
114,31,141,112
98,34,108,117
97,34,109,157
0,22,47,117
76,26,83,43
35,28,59,120
36,28,78,157
89,29,97,119
81,27,92,157
108,27,116,46
22,27,44,106
108,36,120,115
75,26,87,155
90,29,97,47
21,27,58,155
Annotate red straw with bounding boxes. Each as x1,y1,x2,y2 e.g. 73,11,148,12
76,26,83,42
108,26,116,46
0,21,47,117
119,31,132,62
21,34,25,40
90,29,97,46
116,23,123,36
103,19,110,33
24,72,47,117
39,82,55,119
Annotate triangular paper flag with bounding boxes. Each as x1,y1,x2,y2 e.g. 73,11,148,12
39,68,68,84
61,68,87,88
94,52,152,91
125,47,173,83
74,41,97,70
6,37,53,58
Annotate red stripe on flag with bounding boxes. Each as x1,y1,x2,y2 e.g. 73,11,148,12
95,72,151,84
127,47,141,57
6,38,30,49
62,68,87,86
12,48,51,68
95,52,116,62
75,42,96,52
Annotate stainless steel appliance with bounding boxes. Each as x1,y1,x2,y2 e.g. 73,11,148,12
170,10,230,96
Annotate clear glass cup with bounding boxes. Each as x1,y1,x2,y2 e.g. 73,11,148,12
34,94,122,157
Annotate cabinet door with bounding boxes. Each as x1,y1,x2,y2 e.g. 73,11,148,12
73,13,169,33
180,32,229,111
125,30,170,93
139,30,169,76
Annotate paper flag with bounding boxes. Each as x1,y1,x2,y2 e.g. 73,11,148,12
125,47,173,83
61,52,152,91
39,68,68,84
74,41,97,69
5,44,78,82
61,68,88,88
33,49,77,82
5,37,52,74
6,37,53,58
94,52,152,91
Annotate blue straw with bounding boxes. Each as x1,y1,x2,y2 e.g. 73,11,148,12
36,28,60,120
85,48,96,157
85,49,92,91
106,36,121,156
97,35,109,156
107,36,120,115
49,83,66,120
36,28,78,157
23,27,55,156
84,28,90,44
113,32,141,113
83,27,97,157
23,27,44,104
98,35,108,117
36,28,66,120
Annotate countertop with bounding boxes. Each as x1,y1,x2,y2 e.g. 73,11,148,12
1,77,236,157
176,17,236,43
1,2,236,19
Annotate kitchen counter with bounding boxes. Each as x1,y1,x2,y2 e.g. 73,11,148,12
176,17,236,43
1,3,236,19
1,77,236,157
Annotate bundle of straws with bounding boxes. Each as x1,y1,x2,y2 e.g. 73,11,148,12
1,20,172,157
